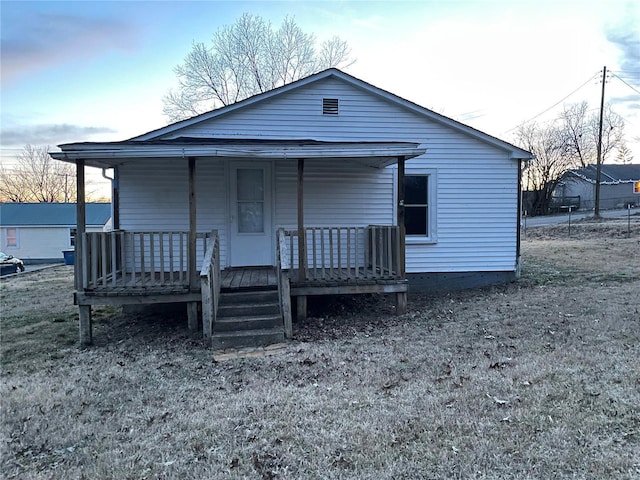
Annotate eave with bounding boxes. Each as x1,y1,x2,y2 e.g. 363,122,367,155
50,140,427,169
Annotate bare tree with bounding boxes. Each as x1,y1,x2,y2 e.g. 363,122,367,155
589,103,625,164
163,13,355,121
558,101,626,167
518,101,629,215
0,145,76,203
517,122,573,215
558,101,594,167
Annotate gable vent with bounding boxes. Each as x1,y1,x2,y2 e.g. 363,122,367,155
322,98,339,115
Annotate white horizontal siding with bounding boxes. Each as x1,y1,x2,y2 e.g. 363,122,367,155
118,157,394,269
118,158,228,268
274,159,394,229
412,156,517,272
419,151,517,272
166,78,467,145
131,77,520,273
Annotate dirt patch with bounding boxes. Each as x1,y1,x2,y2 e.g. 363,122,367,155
1,224,639,479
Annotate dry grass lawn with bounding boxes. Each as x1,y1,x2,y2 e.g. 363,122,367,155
1,218,639,479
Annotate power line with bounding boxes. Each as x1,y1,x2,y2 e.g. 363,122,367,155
505,72,600,133
610,72,640,96
615,73,640,78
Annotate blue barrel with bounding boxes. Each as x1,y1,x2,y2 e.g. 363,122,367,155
62,250,75,265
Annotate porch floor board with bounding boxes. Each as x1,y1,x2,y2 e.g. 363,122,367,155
221,267,277,291
84,271,193,296
80,266,404,300
289,267,401,285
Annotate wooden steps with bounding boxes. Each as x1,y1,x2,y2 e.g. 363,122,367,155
212,289,284,350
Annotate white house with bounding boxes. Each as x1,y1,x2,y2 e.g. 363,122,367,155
51,68,532,347
0,203,111,263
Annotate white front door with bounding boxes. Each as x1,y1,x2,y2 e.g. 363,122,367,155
229,162,273,266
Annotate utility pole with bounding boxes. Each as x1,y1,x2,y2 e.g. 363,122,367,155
594,65,606,217
56,172,71,202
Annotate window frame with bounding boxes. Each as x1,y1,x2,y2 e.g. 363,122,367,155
400,168,437,244
5,228,18,248
69,228,77,248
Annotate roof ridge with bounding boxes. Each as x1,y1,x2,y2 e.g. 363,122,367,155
117,68,531,158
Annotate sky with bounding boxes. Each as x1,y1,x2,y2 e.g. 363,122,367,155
1,0,639,195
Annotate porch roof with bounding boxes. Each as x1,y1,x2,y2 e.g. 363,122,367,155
50,138,426,169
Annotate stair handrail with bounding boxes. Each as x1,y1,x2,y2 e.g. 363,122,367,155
201,230,220,341
276,228,292,338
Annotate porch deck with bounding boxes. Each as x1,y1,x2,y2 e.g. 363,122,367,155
221,267,277,291
82,271,193,296
78,267,277,298
75,226,407,345
79,266,405,296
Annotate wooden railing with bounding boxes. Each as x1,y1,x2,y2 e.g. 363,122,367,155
276,229,293,338
81,230,208,291
201,231,220,340
367,225,402,278
281,225,401,282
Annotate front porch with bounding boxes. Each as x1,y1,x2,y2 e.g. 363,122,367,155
57,139,425,346
75,224,407,345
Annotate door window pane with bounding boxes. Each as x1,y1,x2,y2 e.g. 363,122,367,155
238,202,264,233
237,168,265,233
237,169,264,201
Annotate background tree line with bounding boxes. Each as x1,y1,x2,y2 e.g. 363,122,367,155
0,145,77,203
515,101,631,216
0,145,109,203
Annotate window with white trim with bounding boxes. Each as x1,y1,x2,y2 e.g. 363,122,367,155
6,228,18,248
69,228,77,247
402,170,436,243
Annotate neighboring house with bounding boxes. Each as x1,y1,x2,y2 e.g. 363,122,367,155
50,68,532,347
554,164,640,211
0,203,111,263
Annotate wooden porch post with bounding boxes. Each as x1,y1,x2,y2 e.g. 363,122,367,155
297,158,307,321
516,158,523,278
187,156,199,333
396,156,407,314
112,167,120,229
76,159,92,345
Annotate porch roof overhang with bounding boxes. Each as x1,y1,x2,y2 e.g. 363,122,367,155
50,138,426,169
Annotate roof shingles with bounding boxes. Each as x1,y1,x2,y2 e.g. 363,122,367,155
567,164,640,183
